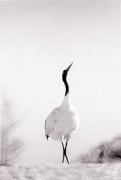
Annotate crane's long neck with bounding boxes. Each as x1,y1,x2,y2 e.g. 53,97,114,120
62,63,73,97
62,94,70,108
61,63,73,108
63,73,69,96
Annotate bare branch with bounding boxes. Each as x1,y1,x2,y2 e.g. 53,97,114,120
0,93,24,165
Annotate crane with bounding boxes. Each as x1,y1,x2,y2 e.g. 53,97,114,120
45,63,79,163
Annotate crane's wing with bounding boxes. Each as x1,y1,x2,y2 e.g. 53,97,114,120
45,108,59,135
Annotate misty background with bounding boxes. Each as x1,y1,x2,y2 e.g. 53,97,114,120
0,0,120,165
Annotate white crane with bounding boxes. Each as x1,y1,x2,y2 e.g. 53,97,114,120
45,63,79,163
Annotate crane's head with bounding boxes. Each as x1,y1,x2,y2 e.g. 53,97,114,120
62,62,73,81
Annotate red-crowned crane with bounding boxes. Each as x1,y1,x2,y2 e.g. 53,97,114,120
45,63,79,164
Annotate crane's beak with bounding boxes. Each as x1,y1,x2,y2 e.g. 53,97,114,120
66,62,73,72
46,135,49,141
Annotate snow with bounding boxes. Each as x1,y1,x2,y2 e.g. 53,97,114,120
0,163,121,180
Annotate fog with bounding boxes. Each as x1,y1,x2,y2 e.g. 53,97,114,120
0,0,120,165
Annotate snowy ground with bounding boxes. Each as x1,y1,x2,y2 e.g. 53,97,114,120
0,163,121,180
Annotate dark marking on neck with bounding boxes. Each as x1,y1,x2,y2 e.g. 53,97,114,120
62,70,69,96
62,63,73,96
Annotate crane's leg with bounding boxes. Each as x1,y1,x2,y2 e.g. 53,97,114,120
61,140,69,164
64,141,69,164
61,141,65,163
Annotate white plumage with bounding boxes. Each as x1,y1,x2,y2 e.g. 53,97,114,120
45,95,79,141
45,63,79,163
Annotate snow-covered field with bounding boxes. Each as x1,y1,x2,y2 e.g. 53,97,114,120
0,163,121,180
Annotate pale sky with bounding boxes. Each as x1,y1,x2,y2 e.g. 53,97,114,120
0,0,120,165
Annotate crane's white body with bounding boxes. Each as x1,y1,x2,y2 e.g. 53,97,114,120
45,63,79,163
45,94,79,141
